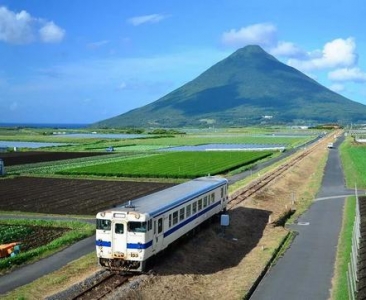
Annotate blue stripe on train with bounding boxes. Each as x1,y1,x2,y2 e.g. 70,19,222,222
96,240,153,249
127,240,153,249
96,240,111,247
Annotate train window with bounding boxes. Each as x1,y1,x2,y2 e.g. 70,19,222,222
115,223,124,234
192,202,197,214
203,196,207,208
211,193,215,203
221,187,224,198
158,218,163,234
169,214,172,227
154,220,156,234
128,221,147,233
96,219,111,231
179,208,185,221
186,204,191,217
148,219,152,231
198,199,202,210
173,211,178,225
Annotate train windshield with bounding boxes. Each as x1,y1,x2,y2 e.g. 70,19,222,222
128,221,147,233
96,219,111,231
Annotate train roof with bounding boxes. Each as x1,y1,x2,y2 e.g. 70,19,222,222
102,176,227,218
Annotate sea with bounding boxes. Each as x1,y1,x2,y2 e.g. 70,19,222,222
0,123,89,129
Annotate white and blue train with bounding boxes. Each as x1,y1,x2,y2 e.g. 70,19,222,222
96,176,228,272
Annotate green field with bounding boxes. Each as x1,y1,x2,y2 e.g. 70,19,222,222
340,138,366,188
59,151,273,178
2,126,320,178
0,126,317,152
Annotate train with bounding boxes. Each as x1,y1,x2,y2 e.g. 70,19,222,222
95,176,229,272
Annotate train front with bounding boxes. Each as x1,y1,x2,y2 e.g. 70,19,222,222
96,210,150,272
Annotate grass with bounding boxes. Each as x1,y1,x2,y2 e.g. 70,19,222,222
330,137,366,298
340,137,366,188
331,196,355,300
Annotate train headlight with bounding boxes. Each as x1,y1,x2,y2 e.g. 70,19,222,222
113,252,124,258
130,252,139,258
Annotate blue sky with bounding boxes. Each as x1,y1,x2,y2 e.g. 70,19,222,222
0,0,365,124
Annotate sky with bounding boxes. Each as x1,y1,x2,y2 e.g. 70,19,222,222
0,0,365,124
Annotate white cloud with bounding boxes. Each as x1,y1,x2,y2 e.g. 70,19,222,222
288,38,357,71
39,21,65,43
0,6,65,44
127,14,168,26
221,23,278,48
0,6,34,44
328,67,366,83
269,41,307,59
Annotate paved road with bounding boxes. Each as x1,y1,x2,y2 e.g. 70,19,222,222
250,134,358,300
0,236,95,295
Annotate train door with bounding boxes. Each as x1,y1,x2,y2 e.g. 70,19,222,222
152,217,164,252
112,222,127,254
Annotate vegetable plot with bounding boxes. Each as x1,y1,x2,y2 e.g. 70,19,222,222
60,151,273,178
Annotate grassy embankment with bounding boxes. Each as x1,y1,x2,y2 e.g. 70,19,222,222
331,137,366,299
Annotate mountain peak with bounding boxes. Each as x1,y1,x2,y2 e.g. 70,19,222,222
237,44,266,53
94,46,366,128
228,45,278,63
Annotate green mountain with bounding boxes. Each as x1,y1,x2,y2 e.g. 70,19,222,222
94,45,366,128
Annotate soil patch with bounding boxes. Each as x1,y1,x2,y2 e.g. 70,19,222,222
0,151,111,166
0,177,175,215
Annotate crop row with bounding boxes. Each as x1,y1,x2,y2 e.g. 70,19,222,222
0,225,34,244
0,219,94,272
6,152,145,175
59,151,273,178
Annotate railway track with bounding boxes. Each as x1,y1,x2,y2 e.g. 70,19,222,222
70,272,131,300
227,135,331,210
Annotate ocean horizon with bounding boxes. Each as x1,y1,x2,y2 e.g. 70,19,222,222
0,123,90,129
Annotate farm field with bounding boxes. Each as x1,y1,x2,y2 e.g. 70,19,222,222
0,219,94,274
60,151,273,178
0,151,111,166
0,177,176,215
0,126,317,153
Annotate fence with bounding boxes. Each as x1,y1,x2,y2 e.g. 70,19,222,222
347,186,360,300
